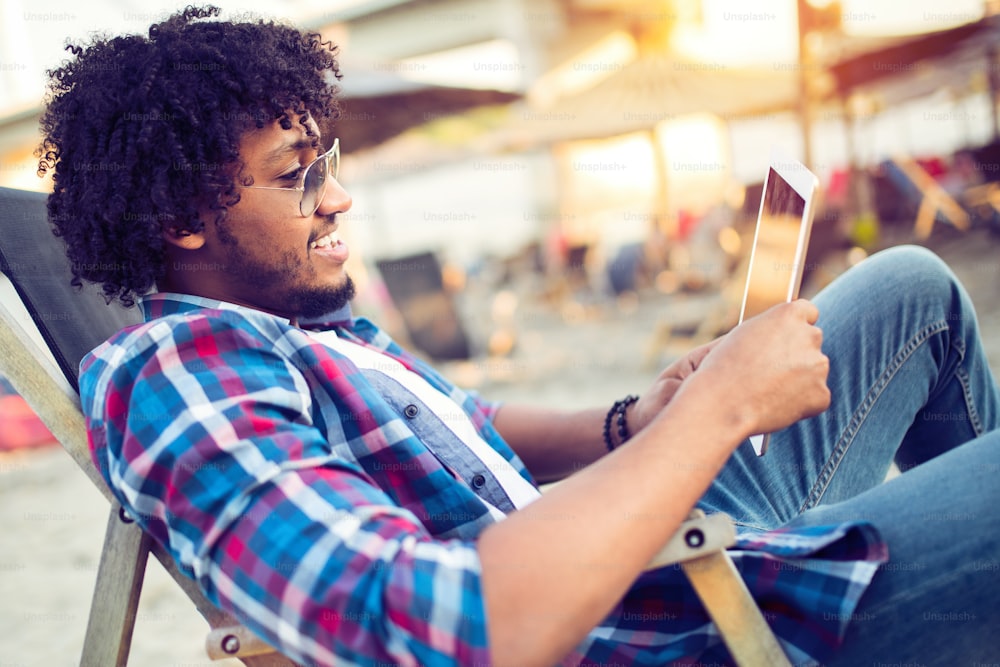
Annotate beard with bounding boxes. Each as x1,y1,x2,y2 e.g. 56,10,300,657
293,275,356,319
216,222,356,320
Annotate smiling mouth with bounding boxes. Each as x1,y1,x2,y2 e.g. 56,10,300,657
308,226,350,264
310,229,338,249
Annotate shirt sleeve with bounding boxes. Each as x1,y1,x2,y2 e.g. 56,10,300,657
84,312,493,667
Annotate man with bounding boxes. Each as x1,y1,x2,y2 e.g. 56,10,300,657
38,7,999,666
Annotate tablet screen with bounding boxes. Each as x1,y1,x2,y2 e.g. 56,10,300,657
739,165,815,323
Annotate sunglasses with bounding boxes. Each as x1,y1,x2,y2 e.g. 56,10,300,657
238,138,340,217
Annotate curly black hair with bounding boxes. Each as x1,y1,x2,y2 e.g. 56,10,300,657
36,5,342,307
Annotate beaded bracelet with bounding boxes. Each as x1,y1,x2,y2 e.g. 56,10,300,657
603,394,639,452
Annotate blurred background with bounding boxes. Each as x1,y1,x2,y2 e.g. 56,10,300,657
3,0,1000,664
5,0,1000,374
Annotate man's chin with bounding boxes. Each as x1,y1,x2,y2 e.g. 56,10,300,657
295,275,356,320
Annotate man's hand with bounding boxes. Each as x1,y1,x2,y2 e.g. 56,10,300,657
683,299,830,438
631,300,830,442
627,338,723,439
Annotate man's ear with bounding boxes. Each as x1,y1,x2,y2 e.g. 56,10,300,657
162,226,206,250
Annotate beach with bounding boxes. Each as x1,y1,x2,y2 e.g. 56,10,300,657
1,226,999,666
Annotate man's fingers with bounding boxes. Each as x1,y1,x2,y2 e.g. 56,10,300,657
789,298,820,325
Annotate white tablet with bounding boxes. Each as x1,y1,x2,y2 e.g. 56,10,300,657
739,152,819,456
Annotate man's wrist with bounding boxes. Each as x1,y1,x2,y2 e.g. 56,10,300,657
603,395,639,451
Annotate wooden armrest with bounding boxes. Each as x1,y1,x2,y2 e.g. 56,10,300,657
206,625,279,660
646,509,735,570
964,182,1000,211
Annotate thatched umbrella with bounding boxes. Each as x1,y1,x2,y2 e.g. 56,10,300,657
500,54,801,148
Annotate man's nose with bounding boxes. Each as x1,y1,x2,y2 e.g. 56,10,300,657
317,176,352,216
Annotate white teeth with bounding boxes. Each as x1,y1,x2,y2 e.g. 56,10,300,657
310,231,337,249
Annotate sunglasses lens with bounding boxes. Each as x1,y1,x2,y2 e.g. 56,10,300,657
300,155,327,217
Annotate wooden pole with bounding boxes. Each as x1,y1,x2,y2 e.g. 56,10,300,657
797,0,813,169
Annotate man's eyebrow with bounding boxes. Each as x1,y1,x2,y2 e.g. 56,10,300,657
261,138,317,168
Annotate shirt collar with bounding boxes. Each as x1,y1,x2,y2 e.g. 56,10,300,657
298,303,355,328
139,292,293,324
138,292,355,329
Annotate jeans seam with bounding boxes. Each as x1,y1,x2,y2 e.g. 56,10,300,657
799,320,950,513
954,364,985,437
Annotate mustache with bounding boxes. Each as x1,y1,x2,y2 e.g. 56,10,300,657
308,214,341,244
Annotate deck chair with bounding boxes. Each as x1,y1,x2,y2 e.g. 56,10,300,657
0,185,790,667
375,251,472,361
887,156,971,240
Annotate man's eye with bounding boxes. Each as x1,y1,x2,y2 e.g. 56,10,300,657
279,167,303,184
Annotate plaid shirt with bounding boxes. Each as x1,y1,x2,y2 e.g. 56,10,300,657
82,293,888,667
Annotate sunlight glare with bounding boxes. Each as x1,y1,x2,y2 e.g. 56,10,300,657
839,0,985,35
658,114,730,213
671,0,799,66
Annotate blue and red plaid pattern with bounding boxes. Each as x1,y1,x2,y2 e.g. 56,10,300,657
81,292,887,666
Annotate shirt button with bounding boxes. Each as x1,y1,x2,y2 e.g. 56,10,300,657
471,474,487,489
403,404,419,418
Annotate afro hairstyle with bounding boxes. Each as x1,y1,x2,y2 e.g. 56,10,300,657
37,4,342,307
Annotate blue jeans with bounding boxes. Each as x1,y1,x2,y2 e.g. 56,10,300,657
698,245,1000,665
